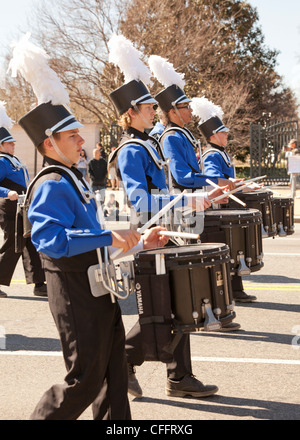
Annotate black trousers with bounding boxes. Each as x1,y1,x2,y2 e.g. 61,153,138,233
31,270,131,420
0,214,45,286
125,321,192,380
231,274,244,293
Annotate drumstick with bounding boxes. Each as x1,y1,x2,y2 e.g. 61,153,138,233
110,190,187,259
206,179,246,207
210,181,254,203
157,231,200,239
235,175,267,186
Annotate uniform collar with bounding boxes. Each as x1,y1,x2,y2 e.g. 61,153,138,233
208,142,226,152
126,127,149,141
43,156,84,181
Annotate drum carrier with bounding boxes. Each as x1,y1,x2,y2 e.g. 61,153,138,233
133,243,235,361
226,190,276,238
202,208,264,277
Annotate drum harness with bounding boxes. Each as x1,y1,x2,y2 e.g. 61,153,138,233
202,146,236,179
159,126,205,183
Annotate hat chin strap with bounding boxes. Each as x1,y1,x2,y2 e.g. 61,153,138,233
212,132,227,147
173,107,185,126
133,105,152,129
49,135,74,167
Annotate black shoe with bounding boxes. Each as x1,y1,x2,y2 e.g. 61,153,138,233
201,321,241,332
217,322,241,332
233,291,257,303
128,364,143,398
33,283,47,297
0,288,7,298
166,374,218,398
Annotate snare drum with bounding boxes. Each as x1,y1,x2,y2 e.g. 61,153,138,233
134,243,235,337
272,197,295,236
203,209,264,276
227,190,276,238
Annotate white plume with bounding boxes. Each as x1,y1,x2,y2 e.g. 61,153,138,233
108,34,152,86
148,55,185,89
8,33,70,107
191,96,224,123
0,101,14,129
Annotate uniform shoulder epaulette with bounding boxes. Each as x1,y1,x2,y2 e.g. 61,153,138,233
159,126,199,148
202,148,232,167
25,165,93,206
0,153,22,169
108,138,164,170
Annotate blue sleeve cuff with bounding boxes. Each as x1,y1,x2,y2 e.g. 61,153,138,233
64,228,113,257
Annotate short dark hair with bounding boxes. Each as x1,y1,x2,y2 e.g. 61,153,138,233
37,133,61,156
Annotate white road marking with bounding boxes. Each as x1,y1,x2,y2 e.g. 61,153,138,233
191,357,300,365
0,351,62,357
1,351,299,365
264,253,300,256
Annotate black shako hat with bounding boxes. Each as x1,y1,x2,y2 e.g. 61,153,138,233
109,79,157,116
155,85,191,113
19,102,83,147
0,127,16,144
199,116,229,140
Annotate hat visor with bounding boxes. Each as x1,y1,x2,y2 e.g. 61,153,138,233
179,97,192,104
214,124,229,134
0,136,16,144
139,96,158,105
56,121,84,133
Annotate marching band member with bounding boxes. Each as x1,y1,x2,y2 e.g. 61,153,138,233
192,96,257,303
10,34,167,420
108,35,227,400
148,55,236,192
0,102,46,298
149,57,242,329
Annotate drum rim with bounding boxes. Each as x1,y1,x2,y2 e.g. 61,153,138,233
204,208,262,221
135,242,230,257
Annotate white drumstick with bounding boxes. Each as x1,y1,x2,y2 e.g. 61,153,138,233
206,179,246,207
235,175,267,186
157,231,200,239
210,181,254,203
110,190,187,259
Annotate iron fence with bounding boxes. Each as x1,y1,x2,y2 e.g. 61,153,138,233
250,120,298,186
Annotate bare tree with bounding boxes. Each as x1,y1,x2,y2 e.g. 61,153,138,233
1,0,125,125
1,0,298,161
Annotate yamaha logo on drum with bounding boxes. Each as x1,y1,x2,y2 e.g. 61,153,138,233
136,283,144,315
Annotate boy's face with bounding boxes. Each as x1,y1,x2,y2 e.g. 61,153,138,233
0,141,15,155
52,129,85,165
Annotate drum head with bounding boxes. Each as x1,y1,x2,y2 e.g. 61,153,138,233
136,243,228,257
273,197,294,206
238,190,273,200
205,208,261,221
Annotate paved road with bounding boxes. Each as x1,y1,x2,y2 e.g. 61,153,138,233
0,223,299,421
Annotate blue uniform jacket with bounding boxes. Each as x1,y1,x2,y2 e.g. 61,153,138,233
161,126,219,188
0,155,29,197
203,144,235,179
117,129,187,214
28,159,112,259
149,122,165,139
